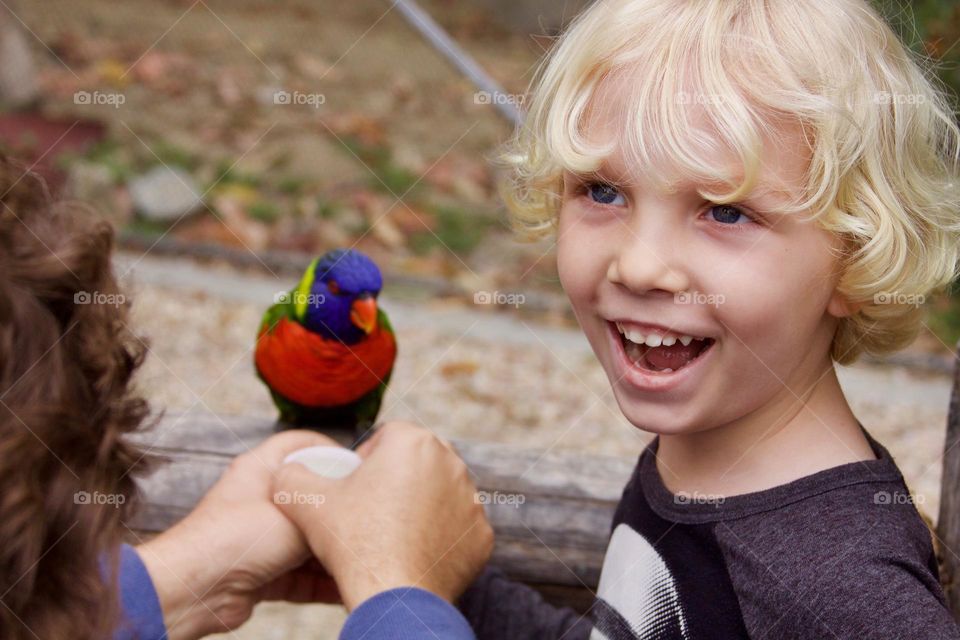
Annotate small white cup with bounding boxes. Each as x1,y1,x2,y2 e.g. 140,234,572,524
283,446,362,479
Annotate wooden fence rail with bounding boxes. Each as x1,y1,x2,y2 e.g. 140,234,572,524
134,358,960,620
128,412,635,612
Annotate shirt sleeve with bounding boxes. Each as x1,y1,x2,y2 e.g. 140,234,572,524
457,566,594,640
340,587,476,640
718,494,960,640
111,543,168,640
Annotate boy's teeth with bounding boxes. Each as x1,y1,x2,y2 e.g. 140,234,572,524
616,322,700,348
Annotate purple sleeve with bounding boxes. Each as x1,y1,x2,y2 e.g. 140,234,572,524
457,567,592,639
111,543,167,640
340,587,476,640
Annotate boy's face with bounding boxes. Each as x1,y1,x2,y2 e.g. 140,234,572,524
556,81,856,436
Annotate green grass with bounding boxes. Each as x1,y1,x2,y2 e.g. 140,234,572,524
317,199,339,220
60,139,133,182
336,136,420,196
278,176,307,195
211,159,262,188
927,286,960,349
248,201,281,223
126,214,173,235
410,204,494,256
152,142,198,171
870,0,960,94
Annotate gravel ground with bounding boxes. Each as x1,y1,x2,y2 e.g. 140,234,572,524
115,251,954,638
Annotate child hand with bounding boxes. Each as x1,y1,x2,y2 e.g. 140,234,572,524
135,430,341,640
273,421,494,611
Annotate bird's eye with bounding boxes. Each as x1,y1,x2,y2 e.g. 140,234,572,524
327,280,341,295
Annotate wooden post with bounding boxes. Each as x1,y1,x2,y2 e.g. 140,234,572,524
936,339,960,619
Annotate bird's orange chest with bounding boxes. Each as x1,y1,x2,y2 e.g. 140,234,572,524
254,318,396,407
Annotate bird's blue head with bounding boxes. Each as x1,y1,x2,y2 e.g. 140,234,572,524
295,249,384,345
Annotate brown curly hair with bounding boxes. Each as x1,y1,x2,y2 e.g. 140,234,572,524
0,153,157,639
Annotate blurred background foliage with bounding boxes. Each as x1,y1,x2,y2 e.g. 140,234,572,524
873,0,960,349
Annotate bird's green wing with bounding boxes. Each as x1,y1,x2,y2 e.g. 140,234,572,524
258,294,295,337
350,308,396,433
255,291,299,420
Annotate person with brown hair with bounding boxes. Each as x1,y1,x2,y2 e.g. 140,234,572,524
0,151,492,640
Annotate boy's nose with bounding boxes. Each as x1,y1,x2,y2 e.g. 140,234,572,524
606,222,690,296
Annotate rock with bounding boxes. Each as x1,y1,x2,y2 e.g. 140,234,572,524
129,165,204,223
0,13,38,108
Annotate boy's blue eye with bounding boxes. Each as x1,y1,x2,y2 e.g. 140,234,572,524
708,204,752,225
586,182,626,206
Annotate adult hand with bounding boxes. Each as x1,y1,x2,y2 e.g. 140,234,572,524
273,421,494,611
136,430,341,640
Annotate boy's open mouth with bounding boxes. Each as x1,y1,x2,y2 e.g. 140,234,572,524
612,322,716,374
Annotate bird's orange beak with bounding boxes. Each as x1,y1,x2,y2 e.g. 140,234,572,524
350,296,378,334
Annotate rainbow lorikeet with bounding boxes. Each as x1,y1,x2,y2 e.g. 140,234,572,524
254,248,397,437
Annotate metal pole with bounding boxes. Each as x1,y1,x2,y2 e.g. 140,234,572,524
392,0,523,127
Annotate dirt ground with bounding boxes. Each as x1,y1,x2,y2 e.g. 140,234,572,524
14,0,570,300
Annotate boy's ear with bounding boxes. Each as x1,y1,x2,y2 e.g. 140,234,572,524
827,290,863,318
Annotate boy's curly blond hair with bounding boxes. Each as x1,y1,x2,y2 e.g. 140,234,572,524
499,0,960,365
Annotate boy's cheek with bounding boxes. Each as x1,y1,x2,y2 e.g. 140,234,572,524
555,234,592,302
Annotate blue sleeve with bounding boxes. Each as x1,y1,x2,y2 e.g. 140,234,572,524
109,543,168,640
340,587,476,640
